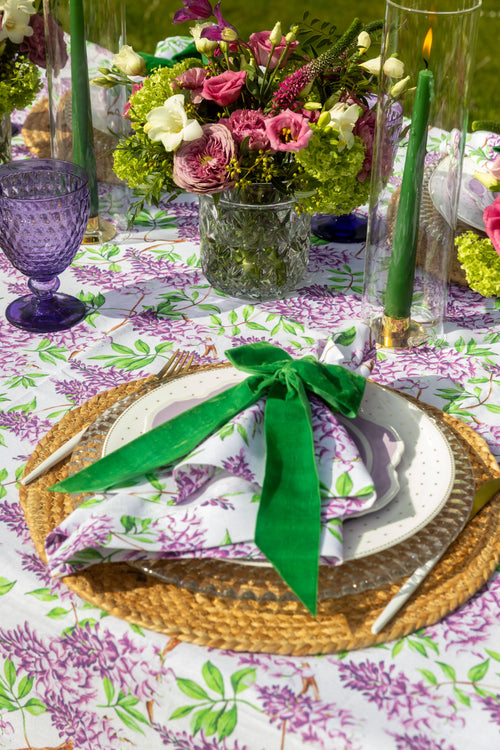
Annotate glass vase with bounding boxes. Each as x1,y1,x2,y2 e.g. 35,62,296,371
0,113,12,165
42,0,128,240
362,0,481,348
199,185,311,301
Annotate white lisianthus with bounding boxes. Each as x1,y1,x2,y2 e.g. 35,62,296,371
383,56,405,79
190,22,218,55
269,22,282,46
112,45,147,77
145,94,203,152
359,55,382,76
0,0,34,44
328,102,361,151
357,31,371,53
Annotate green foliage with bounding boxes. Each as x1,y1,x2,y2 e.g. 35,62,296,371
0,48,41,117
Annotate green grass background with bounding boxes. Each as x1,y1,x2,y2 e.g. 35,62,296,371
125,0,499,125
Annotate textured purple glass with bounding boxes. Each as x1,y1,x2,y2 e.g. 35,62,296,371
0,159,91,332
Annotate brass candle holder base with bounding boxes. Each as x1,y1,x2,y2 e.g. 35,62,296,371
83,216,116,244
372,314,427,349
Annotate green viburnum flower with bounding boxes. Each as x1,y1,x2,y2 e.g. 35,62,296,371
295,125,369,214
455,231,500,298
0,51,41,117
126,58,201,126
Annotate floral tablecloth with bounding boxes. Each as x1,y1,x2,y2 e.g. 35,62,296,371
0,105,499,748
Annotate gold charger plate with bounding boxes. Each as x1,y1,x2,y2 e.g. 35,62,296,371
19,373,500,654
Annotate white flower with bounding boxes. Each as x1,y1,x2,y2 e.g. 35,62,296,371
145,94,203,152
390,75,411,98
0,0,34,44
112,45,146,76
383,56,405,79
359,55,382,76
357,31,371,53
328,102,361,151
269,22,282,46
189,22,218,55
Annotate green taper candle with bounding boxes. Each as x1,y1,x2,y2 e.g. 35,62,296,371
384,66,434,320
69,0,98,217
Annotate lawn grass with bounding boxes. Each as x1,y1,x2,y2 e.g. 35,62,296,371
125,0,499,125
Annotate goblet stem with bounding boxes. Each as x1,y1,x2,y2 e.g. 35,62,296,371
28,276,61,299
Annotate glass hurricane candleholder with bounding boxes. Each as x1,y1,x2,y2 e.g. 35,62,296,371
0,159,91,332
362,0,481,348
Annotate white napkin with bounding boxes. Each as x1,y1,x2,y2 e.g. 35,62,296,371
45,394,377,577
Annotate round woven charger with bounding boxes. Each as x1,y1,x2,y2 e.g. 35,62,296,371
20,377,500,655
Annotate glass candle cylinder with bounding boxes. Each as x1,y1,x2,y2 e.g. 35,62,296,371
362,0,481,348
42,0,128,240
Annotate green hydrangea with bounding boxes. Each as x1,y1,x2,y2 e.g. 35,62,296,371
455,231,500,297
295,125,369,214
0,53,41,117
127,58,201,125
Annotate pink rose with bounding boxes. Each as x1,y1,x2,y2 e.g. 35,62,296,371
265,110,312,153
173,67,207,104
484,195,500,257
224,109,271,151
201,70,247,107
248,30,298,70
173,123,237,194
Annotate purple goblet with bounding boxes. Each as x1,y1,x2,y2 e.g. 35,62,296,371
0,159,91,332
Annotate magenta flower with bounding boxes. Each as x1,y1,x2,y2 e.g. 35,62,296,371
224,108,271,151
249,30,297,70
123,81,144,117
173,67,207,104
484,194,500,256
173,122,236,193
200,1,239,42
265,109,312,152
20,12,68,70
173,0,213,23
202,69,246,107
353,107,376,182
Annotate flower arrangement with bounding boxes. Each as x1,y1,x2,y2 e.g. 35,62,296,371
96,2,408,218
0,0,44,118
456,147,500,298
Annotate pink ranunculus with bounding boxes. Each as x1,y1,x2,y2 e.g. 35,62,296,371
173,122,237,194
265,109,312,153
248,30,298,70
224,109,271,151
173,67,207,104
201,70,246,107
483,195,500,257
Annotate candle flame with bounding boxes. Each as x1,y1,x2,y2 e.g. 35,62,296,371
422,27,433,62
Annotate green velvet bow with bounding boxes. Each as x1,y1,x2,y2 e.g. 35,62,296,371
51,343,366,614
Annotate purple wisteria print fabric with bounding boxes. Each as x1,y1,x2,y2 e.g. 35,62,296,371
0,103,498,748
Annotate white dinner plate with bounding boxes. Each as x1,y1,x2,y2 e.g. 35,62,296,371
102,367,454,561
429,155,496,231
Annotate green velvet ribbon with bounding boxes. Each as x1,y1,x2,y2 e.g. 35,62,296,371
50,343,366,614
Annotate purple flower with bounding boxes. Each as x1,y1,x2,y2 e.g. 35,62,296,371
173,0,213,23
173,123,237,194
200,2,239,42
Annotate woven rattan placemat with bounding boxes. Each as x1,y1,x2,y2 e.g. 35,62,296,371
19,376,500,655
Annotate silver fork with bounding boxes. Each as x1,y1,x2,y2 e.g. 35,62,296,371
21,349,195,486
